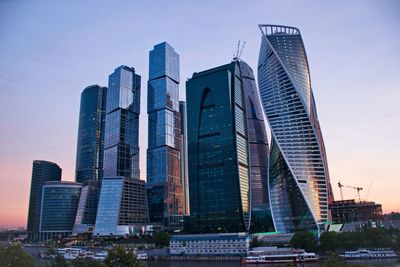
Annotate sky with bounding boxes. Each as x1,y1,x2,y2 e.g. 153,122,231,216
0,0,399,229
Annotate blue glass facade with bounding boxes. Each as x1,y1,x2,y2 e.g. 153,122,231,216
94,176,148,236
27,160,61,240
75,85,107,184
185,61,253,233
39,181,81,239
103,66,141,179
73,180,100,234
147,42,184,228
258,25,332,232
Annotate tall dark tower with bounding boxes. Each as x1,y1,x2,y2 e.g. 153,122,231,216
27,160,61,240
75,85,107,184
185,60,272,233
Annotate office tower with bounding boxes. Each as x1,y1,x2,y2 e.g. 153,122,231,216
75,85,107,184
238,62,273,233
94,66,149,237
186,60,270,233
179,101,190,216
146,42,184,228
73,181,100,234
39,181,81,240
27,160,61,240
73,85,106,234
258,24,333,232
93,177,148,236
103,65,141,179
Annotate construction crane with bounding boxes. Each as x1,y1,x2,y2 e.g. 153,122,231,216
233,40,246,61
337,180,363,202
337,181,344,200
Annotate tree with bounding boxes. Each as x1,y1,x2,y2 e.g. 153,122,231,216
46,255,69,267
0,243,35,267
290,231,317,252
319,231,340,252
154,231,171,248
72,257,106,267
104,246,144,267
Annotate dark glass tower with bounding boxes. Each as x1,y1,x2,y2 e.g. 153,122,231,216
75,85,107,184
179,101,190,216
238,62,274,233
27,160,61,240
186,60,262,233
258,24,333,233
94,65,149,237
73,85,106,234
146,42,184,228
103,65,141,179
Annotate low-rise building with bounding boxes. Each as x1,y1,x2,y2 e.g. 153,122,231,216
170,233,250,255
39,181,82,240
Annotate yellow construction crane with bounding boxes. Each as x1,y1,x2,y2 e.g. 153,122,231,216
337,180,363,202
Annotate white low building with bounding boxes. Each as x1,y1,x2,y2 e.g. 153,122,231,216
170,233,250,255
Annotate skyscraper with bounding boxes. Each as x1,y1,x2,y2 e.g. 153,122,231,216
39,181,82,240
179,101,189,216
258,24,333,233
94,65,149,237
238,62,273,233
146,42,184,228
73,85,106,234
186,60,268,233
27,160,62,240
75,85,107,184
103,65,141,179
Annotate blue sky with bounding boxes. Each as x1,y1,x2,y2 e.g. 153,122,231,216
0,0,399,227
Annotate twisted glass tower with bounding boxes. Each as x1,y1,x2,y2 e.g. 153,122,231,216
258,25,333,232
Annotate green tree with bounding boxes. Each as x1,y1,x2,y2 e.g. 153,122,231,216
0,243,35,267
46,254,69,267
290,231,317,252
104,246,144,267
72,257,106,267
319,231,340,252
154,231,171,248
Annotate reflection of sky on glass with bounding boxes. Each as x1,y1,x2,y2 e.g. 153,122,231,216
0,0,399,228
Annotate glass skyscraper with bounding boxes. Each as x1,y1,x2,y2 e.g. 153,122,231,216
179,101,190,216
27,160,61,240
94,65,149,237
186,60,270,233
146,42,184,228
74,85,106,234
238,61,274,233
103,65,141,179
75,85,107,184
39,181,81,240
258,24,333,233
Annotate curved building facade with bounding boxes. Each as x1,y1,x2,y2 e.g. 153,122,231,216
257,25,333,232
75,85,107,184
